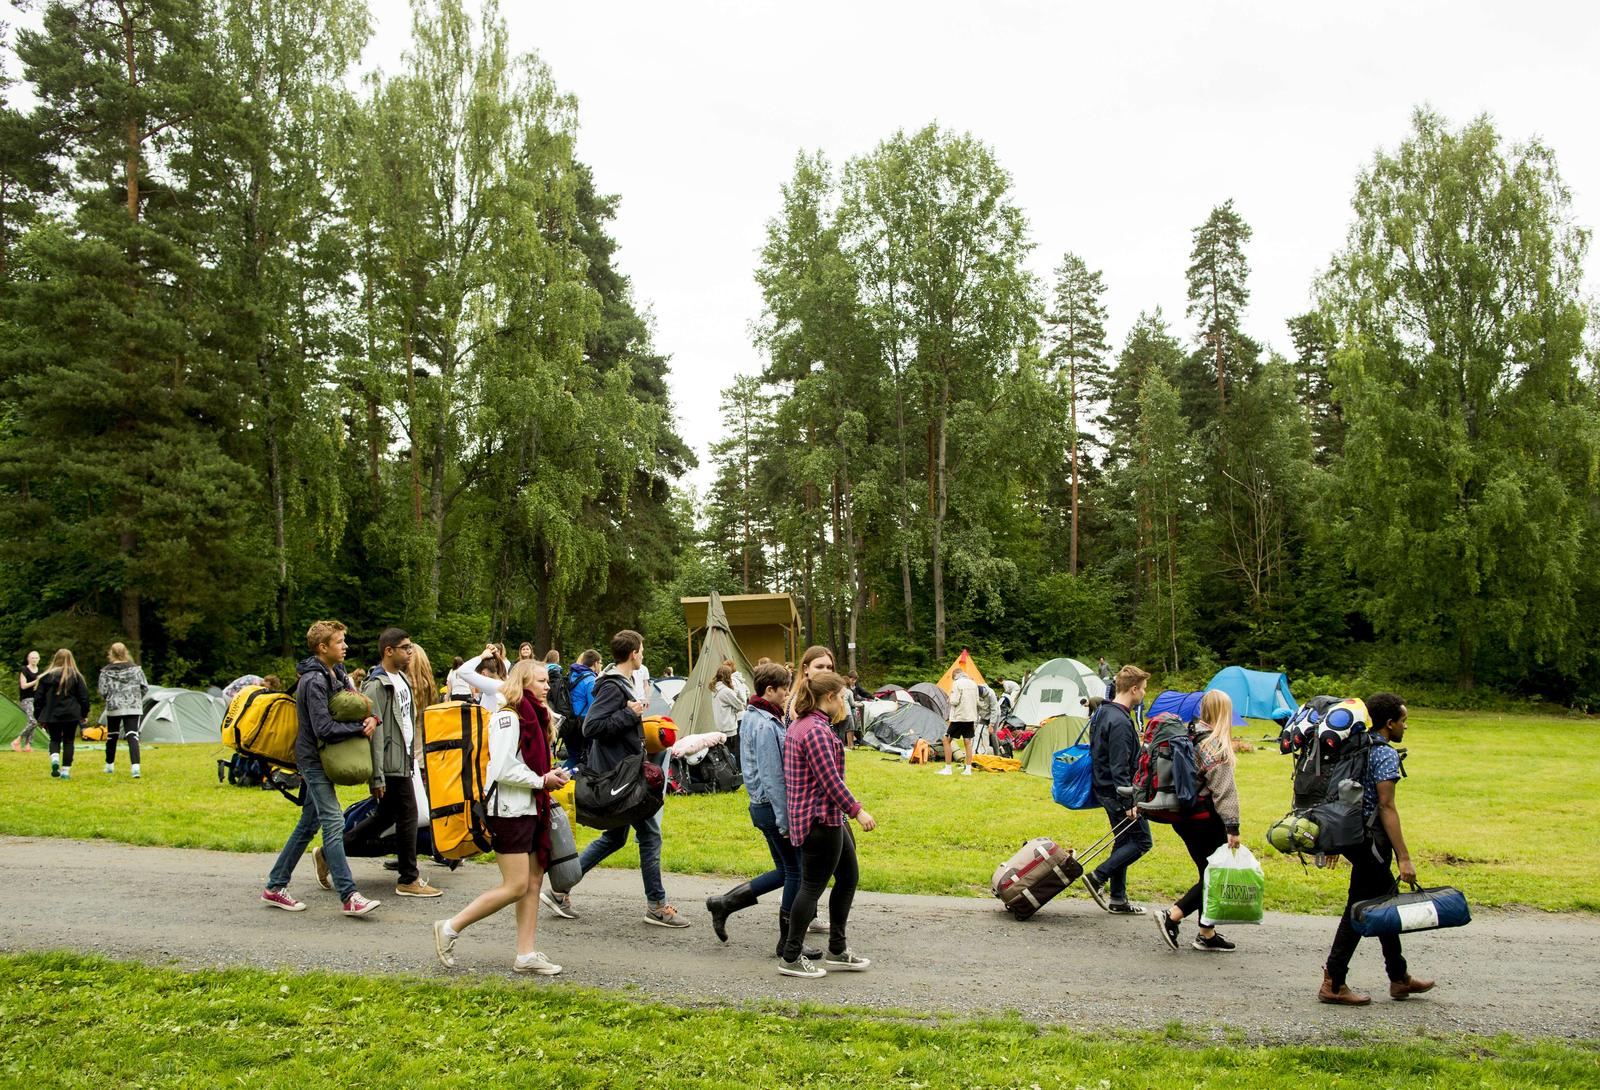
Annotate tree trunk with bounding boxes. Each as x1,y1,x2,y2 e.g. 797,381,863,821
120,530,141,644
891,339,915,637
533,545,554,654
1069,359,1080,575
121,7,139,223
267,420,290,656
932,370,950,663
405,311,422,526
842,470,863,676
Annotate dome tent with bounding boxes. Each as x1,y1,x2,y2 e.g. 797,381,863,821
864,703,948,755
1205,667,1298,722
1012,658,1099,726
139,687,226,743
0,693,28,745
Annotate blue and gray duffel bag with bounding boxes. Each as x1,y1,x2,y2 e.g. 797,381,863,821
1351,881,1471,937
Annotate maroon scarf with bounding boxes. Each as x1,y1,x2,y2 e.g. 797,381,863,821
516,693,554,869
748,695,784,719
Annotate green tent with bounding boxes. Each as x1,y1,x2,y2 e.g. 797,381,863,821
0,693,28,745
139,687,226,743
1016,714,1088,777
669,590,755,737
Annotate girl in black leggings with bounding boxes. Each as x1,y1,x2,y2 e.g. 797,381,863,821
778,670,877,979
1154,690,1244,952
33,648,90,780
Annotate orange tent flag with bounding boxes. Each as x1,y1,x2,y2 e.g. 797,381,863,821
935,649,988,694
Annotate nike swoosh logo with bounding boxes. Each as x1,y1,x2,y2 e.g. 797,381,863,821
610,784,630,796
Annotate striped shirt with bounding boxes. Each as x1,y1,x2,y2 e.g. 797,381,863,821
784,710,861,846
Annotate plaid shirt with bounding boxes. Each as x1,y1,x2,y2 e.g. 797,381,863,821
784,710,861,846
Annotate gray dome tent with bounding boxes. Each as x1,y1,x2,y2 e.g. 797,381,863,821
908,682,950,721
139,687,226,744
865,703,948,755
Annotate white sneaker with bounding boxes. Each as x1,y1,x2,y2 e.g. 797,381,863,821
104,764,115,774
513,951,562,976
937,766,953,776
962,765,973,776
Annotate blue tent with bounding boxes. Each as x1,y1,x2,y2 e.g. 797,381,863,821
1205,667,1298,721
1147,689,1244,727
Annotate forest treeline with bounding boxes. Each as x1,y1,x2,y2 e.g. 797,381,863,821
1,0,691,683
3,2,1598,705
697,119,1600,705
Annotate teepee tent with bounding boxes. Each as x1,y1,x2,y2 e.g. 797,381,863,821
139,688,226,743
935,649,988,694
0,693,28,745
1013,658,1098,726
669,590,756,736
1205,667,1298,721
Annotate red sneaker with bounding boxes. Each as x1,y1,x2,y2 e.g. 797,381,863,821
261,888,306,912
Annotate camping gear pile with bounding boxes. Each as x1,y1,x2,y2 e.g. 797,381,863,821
667,730,741,795
1266,696,1385,858
218,684,304,803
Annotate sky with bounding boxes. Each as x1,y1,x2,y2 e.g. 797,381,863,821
10,2,1600,492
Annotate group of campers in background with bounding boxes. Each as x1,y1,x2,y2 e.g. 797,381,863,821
7,629,1435,1000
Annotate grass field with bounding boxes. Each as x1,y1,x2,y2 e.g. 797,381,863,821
2,953,1595,1089
2,707,1594,915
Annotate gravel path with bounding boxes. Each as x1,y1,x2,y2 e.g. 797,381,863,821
4,836,1595,1042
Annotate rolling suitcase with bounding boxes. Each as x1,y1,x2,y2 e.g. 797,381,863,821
990,819,1134,921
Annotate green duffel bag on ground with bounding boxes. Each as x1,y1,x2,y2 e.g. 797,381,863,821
319,735,373,786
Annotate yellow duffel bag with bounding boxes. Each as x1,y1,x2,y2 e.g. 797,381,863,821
221,685,299,768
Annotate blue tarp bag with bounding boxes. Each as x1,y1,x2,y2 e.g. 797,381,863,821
1051,723,1096,810
1351,881,1470,937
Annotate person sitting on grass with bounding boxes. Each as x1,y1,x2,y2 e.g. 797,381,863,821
704,663,820,961
433,660,571,975
1154,689,1243,953
1319,692,1435,1006
939,667,980,776
260,620,381,918
1083,664,1153,915
778,670,876,979
34,648,89,780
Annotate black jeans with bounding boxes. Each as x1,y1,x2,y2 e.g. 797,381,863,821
1325,840,1409,989
106,714,141,766
1088,801,1152,903
46,723,76,767
343,775,420,883
781,823,858,961
1172,812,1228,919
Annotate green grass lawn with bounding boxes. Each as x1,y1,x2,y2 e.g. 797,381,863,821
2,706,1593,915
2,953,1594,1089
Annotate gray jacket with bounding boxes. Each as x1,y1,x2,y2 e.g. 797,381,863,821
97,661,149,718
362,665,414,788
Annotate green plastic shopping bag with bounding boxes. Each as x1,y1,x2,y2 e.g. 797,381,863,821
1201,844,1265,925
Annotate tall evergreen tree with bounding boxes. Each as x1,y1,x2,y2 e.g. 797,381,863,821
1043,252,1110,574
1,0,263,662
1184,198,1253,415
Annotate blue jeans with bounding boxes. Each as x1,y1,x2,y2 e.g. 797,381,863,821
579,808,666,906
1088,801,1152,903
748,801,802,913
267,761,357,900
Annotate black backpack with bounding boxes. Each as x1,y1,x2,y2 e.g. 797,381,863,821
546,664,574,718
670,744,743,795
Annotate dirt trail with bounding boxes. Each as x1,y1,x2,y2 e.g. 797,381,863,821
3,837,1595,1041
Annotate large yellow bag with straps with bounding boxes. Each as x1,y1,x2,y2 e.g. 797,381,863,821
221,685,299,768
419,700,494,860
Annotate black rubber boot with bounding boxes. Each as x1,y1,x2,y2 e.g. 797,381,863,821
707,882,760,943
777,911,822,960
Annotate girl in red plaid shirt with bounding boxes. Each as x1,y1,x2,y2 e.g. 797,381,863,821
778,670,877,978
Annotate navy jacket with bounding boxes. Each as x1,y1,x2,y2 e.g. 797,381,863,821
1089,699,1140,808
581,666,643,773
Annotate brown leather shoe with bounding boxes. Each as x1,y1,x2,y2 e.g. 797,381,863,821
1389,976,1435,1000
1318,970,1371,1005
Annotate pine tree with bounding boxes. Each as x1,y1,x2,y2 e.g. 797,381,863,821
1,0,264,661
1043,252,1110,574
1184,199,1254,418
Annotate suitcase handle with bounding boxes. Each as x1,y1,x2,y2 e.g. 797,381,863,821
1073,816,1138,867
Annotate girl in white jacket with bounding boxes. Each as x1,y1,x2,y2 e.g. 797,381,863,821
433,660,570,974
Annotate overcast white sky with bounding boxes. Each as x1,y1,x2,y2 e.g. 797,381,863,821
11,2,1600,491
